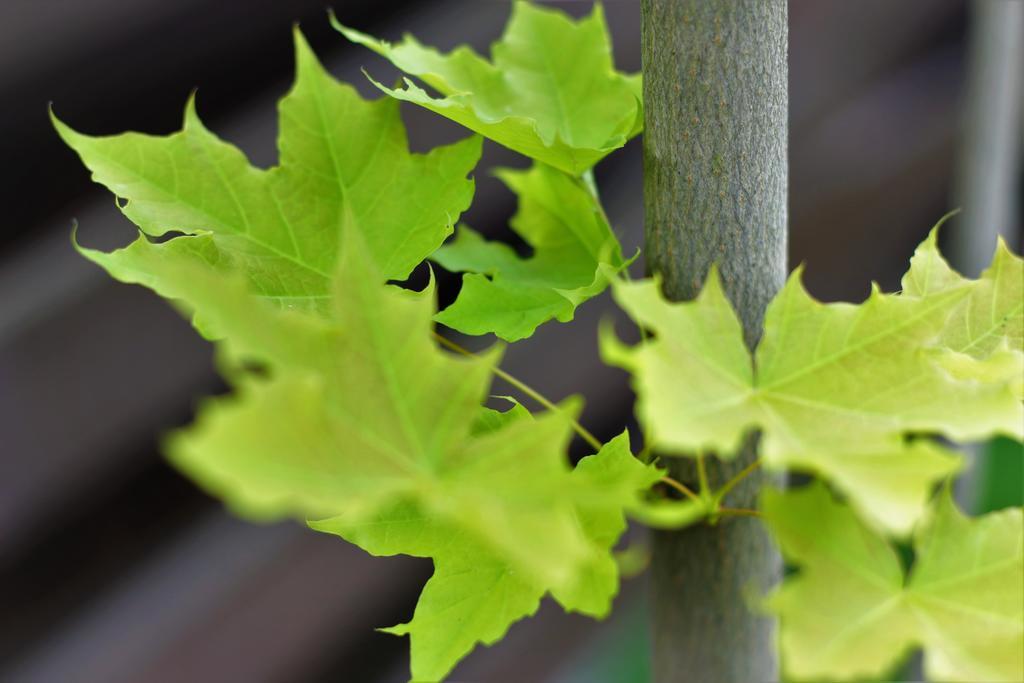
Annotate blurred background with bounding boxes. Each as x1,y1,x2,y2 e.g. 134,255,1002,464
1,0,1021,681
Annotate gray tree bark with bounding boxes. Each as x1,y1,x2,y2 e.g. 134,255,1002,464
641,1,788,681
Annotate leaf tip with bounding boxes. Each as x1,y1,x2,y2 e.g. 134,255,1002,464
929,207,962,238
329,11,388,55
421,262,439,300
324,7,340,31
182,90,203,130
777,263,813,302
47,100,60,127
992,232,1021,263
49,104,80,145
291,24,325,79
377,622,410,637
68,219,102,265
587,1,611,38
328,14,359,42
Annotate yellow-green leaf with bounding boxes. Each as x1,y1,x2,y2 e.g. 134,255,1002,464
57,28,480,322
903,229,1024,398
764,484,1023,682
333,1,641,175
606,237,1023,534
313,429,662,681
434,163,626,341
133,228,658,682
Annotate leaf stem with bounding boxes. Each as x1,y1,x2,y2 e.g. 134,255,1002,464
581,168,602,203
696,453,711,499
580,169,615,230
661,476,701,503
712,458,762,505
433,332,603,452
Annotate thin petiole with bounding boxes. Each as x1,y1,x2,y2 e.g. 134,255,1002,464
580,168,602,203
661,476,702,503
696,453,711,499
580,169,613,227
433,332,604,453
713,458,762,505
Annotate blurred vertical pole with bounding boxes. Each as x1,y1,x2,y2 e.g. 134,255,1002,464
948,0,1023,513
641,1,787,682
948,0,1023,276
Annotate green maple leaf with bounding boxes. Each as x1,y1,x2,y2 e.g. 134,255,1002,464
553,431,665,612
333,1,641,175
764,483,1024,682
604,235,1023,534
315,430,661,681
164,236,587,583
903,228,1024,398
316,499,545,682
55,28,480,322
129,226,659,681
433,163,626,341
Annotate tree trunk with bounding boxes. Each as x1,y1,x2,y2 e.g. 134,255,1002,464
641,1,788,682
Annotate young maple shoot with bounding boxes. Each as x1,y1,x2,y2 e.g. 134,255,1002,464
54,2,1022,682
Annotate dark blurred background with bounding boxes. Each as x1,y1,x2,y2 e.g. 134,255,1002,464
1,1,1021,681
